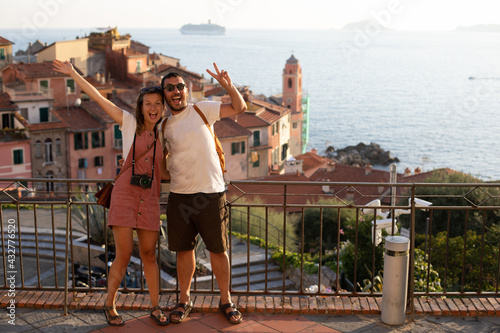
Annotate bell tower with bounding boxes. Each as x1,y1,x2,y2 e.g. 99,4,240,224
283,54,305,156
282,54,302,112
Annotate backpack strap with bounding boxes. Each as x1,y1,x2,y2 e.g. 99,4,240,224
193,104,226,174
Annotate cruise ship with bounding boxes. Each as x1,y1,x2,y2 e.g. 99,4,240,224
180,20,226,35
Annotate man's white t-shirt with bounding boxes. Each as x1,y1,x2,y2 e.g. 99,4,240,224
163,101,224,194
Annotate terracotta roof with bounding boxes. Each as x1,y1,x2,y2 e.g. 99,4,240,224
229,112,269,128
124,48,147,57
0,93,17,111
80,99,132,123
227,173,328,212
0,36,14,45
205,86,225,97
156,64,203,80
214,117,251,139
84,76,114,89
29,120,67,131
294,151,329,173
52,107,105,132
252,98,290,114
3,62,83,79
309,164,393,205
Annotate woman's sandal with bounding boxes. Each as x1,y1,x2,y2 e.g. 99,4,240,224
103,305,125,326
150,305,169,326
219,302,242,324
169,301,193,324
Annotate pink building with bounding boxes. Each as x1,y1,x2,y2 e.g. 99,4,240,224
0,93,31,182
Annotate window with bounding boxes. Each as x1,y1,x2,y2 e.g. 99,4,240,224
253,131,260,147
276,121,279,133
45,171,54,192
55,138,61,155
114,125,122,149
136,60,141,73
293,122,298,129
288,78,293,89
2,113,14,129
13,149,23,165
35,140,42,158
74,133,88,150
91,131,105,148
231,141,246,155
116,154,123,167
66,79,76,93
116,154,123,176
78,158,88,169
39,80,49,92
0,48,5,60
44,138,53,163
252,154,260,168
272,148,279,165
281,143,289,161
94,156,104,167
20,108,28,120
39,107,49,122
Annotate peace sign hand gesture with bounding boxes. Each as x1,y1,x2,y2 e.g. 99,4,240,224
206,63,232,90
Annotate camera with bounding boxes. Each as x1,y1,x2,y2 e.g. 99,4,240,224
130,174,152,189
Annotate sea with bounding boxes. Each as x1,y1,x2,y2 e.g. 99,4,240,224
3,28,500,181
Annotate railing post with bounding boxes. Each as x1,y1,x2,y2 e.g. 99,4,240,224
408,186,416,321
63,198,72,316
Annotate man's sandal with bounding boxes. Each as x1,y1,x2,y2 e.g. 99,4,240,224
169,301,193,324
219,302,242,324
150,305,169,326
103,305,125,326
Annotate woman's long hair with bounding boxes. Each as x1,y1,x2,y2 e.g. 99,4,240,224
135,86,164,135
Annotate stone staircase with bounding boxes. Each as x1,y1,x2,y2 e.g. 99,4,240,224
0,227,86,260
199,237,295,291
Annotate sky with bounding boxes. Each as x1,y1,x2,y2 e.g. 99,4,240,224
1,0,500,31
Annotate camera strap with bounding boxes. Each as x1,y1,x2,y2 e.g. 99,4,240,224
131,124,159,181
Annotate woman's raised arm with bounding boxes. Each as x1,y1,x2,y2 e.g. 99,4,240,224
52,60,123,126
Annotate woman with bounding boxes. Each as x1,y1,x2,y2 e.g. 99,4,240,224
53,60,169,326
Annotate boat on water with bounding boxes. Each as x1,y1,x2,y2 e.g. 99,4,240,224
180,20,226,35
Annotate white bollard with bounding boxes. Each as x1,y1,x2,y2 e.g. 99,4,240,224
381,236,410,325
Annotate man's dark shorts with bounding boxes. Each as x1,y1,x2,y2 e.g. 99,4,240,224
166,192,229,253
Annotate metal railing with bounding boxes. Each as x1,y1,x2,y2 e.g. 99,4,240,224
0,177,499,316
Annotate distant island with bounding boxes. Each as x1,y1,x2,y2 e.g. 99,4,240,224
340,20,391,31
455,24,500,32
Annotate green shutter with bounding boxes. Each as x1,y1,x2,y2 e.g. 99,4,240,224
101,131,105,147
13,149,23,165
241,141,245,154
40,108,49,122
231,142,236,155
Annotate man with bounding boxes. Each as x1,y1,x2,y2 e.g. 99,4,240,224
161,63,247,324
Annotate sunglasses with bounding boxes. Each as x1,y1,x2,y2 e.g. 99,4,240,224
163,83,186,92
140,86,162,93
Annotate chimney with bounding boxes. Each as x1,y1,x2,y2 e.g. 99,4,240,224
311,147,317,155
365,164,372,175
404,167,411,177
346,188,355,202
414,167,421,175
326,161,336,172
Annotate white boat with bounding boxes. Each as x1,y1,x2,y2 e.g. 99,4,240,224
180,20,225,35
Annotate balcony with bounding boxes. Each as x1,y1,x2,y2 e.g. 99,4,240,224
3,87,53,102
0,177,499,326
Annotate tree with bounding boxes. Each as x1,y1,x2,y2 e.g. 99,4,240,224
300,198,356,253
399,170,500,238
340,212,385,290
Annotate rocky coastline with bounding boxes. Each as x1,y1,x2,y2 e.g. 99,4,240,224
325,142,400,167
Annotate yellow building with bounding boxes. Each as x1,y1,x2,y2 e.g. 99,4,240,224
0,36,14,68
36,38,89,76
